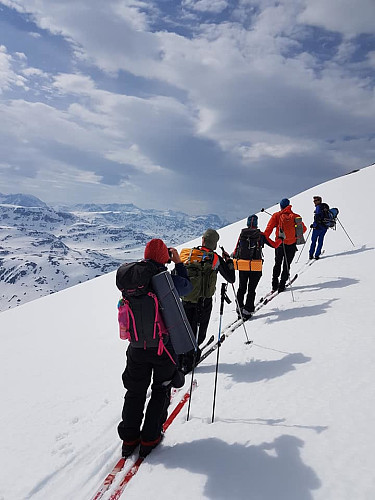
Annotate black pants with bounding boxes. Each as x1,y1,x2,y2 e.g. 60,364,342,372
117,345,176,443
237,270,262,312
179,298,213,372
272,244,297,288
183,297,213,346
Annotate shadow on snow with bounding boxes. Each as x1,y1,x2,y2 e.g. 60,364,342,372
160,435,321,500
198,352,311,384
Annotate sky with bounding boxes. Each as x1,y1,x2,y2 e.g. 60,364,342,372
0,1,374,220
0,166,374,499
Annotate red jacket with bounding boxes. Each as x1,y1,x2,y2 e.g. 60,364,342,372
264,205,307,245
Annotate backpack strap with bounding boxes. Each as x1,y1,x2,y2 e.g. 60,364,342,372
200,246,219,269
148,292,176,365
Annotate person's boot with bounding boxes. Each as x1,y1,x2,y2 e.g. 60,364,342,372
242,308,253,320
139,434,164,458
122,437,140,457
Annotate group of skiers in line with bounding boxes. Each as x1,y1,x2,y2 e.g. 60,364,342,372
115,195,330,459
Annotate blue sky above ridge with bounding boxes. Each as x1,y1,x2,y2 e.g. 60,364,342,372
0,0,374,219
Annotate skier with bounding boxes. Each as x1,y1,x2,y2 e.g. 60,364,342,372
233,214,281,319
179,229,235,373
264,199,306,292
117,239,192,458
309,196,328,259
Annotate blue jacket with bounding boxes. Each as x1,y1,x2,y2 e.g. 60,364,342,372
171,262,193,296
312,204,327,230
147,260,193,297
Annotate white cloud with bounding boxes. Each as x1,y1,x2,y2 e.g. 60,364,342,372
1,0,375,217
53,73,97,95
21,67,48,77
0,45,28,92
299,0,375,37
183,0,229,14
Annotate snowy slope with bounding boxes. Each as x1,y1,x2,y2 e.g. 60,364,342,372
0,166,374,500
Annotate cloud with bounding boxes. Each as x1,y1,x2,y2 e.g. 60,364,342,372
0,1,374,219
183,0,229,14
0,45,28,92
299,0,375,37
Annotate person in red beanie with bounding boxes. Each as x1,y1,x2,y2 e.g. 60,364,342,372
144,238,170,264
117,238,192,459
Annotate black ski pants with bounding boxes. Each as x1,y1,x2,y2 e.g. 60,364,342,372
178,298,213,372
118,345,176,443
237,270,262,313
272,243,297,288
183,297,213,346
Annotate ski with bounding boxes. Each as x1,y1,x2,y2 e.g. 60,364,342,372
197,334,227,365
196,274,299,368
91,457,127,500
307,250,325,266
201,334,215,352
107,381,197,500
258,289,275,304
262,273,298,306
90,382,196,500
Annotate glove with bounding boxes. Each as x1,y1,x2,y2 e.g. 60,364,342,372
310,224,314,229
221,249,230,261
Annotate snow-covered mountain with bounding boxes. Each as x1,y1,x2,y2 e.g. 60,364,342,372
0,199,228,311
0,165,374,500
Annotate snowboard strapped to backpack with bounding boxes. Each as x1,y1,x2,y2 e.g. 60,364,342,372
179,247,219,303
116,261,172,358
233,227,263,271
320,203,339,228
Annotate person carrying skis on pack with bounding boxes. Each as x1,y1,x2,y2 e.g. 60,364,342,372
116,238,192,459
309,196,329,260
179,229,235,373
264,198,307,293
232,214,282,320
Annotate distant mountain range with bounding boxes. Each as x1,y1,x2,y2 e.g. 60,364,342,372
0,193,229,311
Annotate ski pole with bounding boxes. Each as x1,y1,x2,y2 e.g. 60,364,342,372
295,227,312,263
337,217,355,247
230,283,252,345
219,245,251,345
211,283,227,423
261,208,272,216
186,309,201,421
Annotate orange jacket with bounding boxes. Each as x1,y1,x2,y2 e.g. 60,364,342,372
264,205,307,245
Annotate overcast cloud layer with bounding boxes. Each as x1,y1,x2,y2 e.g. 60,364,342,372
0,0,374,220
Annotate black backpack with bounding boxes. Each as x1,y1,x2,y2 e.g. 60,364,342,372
320,203,339,228
116,261,167,349
236,228,263,260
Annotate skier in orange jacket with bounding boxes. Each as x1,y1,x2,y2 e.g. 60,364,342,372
264,199,306,292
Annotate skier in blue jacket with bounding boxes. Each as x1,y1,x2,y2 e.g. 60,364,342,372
309,196,328,260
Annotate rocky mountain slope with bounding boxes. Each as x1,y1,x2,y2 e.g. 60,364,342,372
0,194,228,311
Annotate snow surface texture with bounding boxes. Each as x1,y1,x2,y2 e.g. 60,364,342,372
0,166,374,499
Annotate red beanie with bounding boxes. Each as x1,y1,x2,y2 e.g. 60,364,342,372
144,239,169,264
